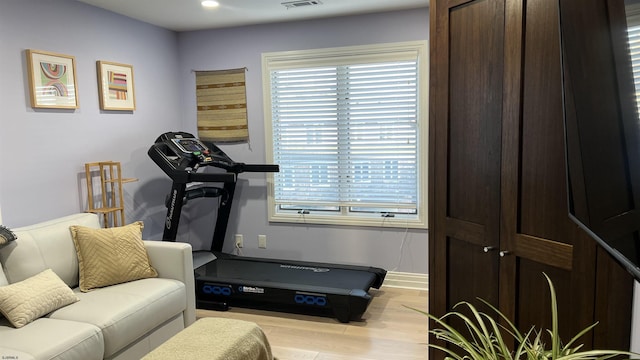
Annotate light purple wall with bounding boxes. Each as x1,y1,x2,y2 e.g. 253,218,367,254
0,0,181,236
0,1,429,273
176,9,429,273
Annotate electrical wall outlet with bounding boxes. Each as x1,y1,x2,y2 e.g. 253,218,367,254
235,234,243,248
258,234,267,249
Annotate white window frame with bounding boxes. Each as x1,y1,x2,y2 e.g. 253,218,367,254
261,41,428,229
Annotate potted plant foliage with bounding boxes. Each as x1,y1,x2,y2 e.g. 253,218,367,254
409,273,638,360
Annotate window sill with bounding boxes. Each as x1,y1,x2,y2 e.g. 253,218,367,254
268,211,427,229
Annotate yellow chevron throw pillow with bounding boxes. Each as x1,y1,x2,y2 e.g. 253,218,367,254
70,222,157,292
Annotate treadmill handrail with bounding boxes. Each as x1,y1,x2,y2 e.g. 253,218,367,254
149,132,278,177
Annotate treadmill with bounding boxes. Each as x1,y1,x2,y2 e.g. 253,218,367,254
148,131,386,323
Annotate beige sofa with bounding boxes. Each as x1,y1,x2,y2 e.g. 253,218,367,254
0,213,196,360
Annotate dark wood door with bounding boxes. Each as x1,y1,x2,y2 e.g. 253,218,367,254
499,0,595,343
429,0,504,337
429,0,633,359
429,2,506,357
501,0,632,349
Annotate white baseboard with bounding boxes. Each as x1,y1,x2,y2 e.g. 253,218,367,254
382,271,428,291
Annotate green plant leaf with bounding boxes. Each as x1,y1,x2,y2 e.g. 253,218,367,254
478,297,526,344
407,273,640,360
543,273,561,360
562,322,598,351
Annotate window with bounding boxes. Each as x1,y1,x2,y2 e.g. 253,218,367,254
262,41,428,228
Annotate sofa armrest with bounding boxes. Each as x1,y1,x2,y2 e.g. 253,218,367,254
143,240,196,327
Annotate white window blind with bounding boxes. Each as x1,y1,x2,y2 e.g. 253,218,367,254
271,61,418,208
262,42,428,228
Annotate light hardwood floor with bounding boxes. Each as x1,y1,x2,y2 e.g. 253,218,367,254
196,286,428,360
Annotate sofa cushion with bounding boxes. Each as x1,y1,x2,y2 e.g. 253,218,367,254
49,277,186,358
0,213,101,287
0,317,103,360
0,347,35,360
70,221,158,292
0,269,79,328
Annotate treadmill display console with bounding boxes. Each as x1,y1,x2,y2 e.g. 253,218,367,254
172,138,208,154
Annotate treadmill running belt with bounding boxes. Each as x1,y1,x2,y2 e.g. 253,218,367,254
198,257,379,289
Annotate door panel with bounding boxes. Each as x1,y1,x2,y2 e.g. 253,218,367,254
448,238,500,309
515,261,571,340
448,0,504,228
430,1,505,358
435,0,505,304
501,0,596,344
593,247,633,350
519,0,570,242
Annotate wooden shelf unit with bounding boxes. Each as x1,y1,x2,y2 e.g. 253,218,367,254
84,161,137,228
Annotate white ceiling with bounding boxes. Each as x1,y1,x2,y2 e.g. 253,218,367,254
75,0,429,32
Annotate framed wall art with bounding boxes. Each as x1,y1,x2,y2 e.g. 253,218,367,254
97,61,136,111
26,49,79,109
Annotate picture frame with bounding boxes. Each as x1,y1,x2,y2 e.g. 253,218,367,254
97,61,136,111
26,49,79,109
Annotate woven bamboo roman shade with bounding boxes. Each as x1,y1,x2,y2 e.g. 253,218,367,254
195,68,249,142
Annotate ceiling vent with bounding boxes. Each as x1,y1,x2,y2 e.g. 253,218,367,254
281,0,323,9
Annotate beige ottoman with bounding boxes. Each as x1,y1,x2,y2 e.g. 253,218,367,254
142,318,274,360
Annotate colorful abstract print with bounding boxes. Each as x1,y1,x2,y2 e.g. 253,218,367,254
39,62,68,97
108,71,128,100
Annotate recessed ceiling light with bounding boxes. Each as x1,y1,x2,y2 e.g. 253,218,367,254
201,0,220,8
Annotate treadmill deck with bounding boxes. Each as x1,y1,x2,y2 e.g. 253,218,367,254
194,252,386,322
